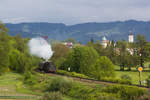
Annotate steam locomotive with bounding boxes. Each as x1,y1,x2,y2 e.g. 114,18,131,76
37,61,56,73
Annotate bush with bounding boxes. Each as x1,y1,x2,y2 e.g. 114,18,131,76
39,92,63,100
101,78,132,85
57,70,132,85
45,77,73,94
146,75,150,87
56,70,89,79
68,83,95,100
23,71,40,85
102,85,146,100
90,56,115,80
96,93,119,100
121,74,132,80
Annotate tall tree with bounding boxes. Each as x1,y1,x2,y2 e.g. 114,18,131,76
116,40,128,71
61,46,99,76
0,23,10,73
136,35,147,68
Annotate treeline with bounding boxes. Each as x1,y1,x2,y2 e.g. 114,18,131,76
0,23,40,74
86,36,150,71
51,35,150,81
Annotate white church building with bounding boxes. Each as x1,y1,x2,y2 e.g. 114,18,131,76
101,33,134,48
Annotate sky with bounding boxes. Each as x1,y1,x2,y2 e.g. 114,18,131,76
0,0,150,25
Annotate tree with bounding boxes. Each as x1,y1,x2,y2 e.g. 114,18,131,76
14,34,27,53
64,38,78,44
145,42,150,60
51,43,71,69
116,40,128,71
86,40,104,56
61,46,99,76
136,35,147,68
0,23,10,73
90,37,94,43
91,56,115,79
105,40,117,64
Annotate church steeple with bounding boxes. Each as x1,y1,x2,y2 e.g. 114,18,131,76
128,32,134,43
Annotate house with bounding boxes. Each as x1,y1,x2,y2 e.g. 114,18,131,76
63,42,73,48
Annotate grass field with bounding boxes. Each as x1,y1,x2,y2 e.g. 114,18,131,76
115,65,150,85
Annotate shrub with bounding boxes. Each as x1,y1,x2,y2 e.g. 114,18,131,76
23,71,40,85
56,70,89,79
68,83,95,99
96,93,119,100
56,70,71,76
121,74,132,80
146,75,150,87
45,77,73,94
90,56,115,80
102,85,146,100
71,72,89,78
100,77,132,85
39,92,63,100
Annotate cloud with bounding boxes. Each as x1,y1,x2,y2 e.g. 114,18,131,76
0,0,150,24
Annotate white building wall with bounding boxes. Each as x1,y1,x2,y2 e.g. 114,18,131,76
129,35,134,43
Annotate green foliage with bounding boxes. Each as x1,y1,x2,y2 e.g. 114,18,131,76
68,83,96,100
54,57,66,69
121,74,132,81
45,77,73,94
136,34,147,67
0,23,10,74
102,85,146,100
52,43,71,60
56,70,89,79
39,92,63,100
91,56,115,79
146,75,150,87
101,77,132,85
23,71,40,86
14,34,28,52
64,38,78,44
8,49,39,73
61,46,99,76
9,49,25,73
51,43,71,69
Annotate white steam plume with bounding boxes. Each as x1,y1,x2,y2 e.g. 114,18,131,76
28,37,53,61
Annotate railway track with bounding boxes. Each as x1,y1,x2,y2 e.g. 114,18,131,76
47,73,150,89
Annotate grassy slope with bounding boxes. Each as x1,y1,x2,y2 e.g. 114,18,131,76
0,70,149,100
0,72,86,100
0,72,38,100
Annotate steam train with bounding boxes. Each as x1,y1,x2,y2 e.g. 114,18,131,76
37,61,56,73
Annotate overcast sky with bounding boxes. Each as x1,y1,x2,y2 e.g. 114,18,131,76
0,0,150,25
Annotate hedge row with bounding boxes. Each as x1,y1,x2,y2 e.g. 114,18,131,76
56,70,132,85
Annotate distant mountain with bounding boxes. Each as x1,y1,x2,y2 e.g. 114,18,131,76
5,20,150,43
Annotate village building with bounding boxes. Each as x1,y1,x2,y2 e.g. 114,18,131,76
63,42,73,48
101,36,110,48
101,33,134,55
128,33,134,43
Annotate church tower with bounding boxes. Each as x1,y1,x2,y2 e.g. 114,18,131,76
128,33,134,43
101,36,109,48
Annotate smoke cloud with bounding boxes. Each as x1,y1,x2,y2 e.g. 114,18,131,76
28,37,53,61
